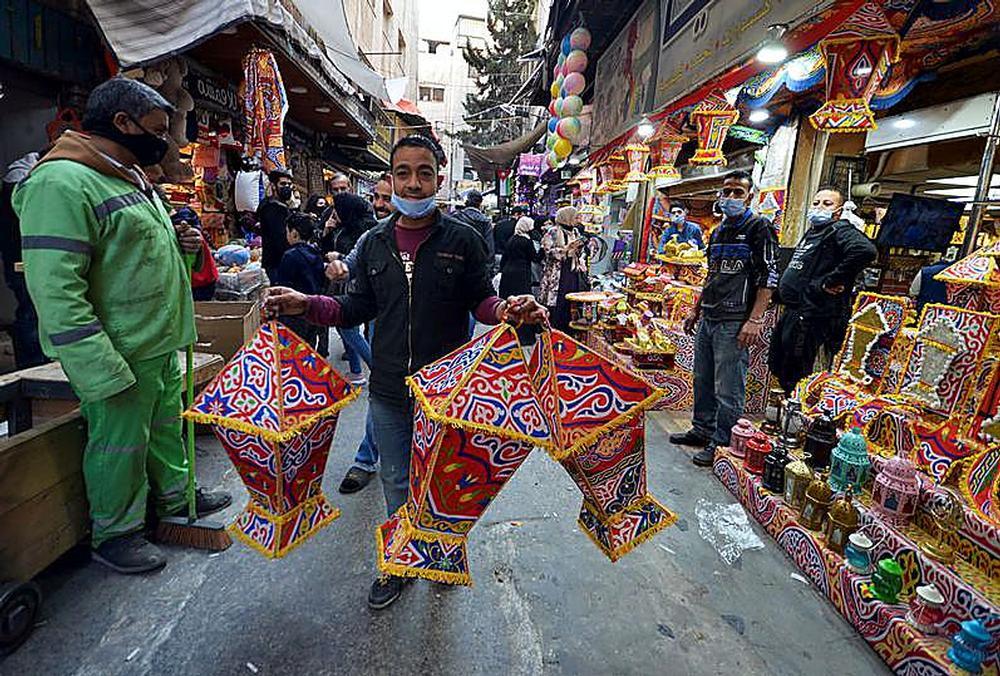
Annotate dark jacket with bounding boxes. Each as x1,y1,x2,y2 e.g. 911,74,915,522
257,197,290,273
335,211,495,403
498,235,540,298
701,211,779,321
778,219,877,318
325,193,377,257
494,216,516,256
275,242,326,296
454,206,495,262
916,262,949,312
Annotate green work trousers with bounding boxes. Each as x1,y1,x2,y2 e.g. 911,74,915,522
80,352,188,547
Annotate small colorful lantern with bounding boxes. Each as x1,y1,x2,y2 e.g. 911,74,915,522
647,130,687,180
530,329,676,561
689,90,739,166
743,432,772,476
761,387,784,435
907,584,946,635
783,456,813,510
809,3,899,132
800,470,833,531
376,325,553,585
844,531,878,574
623,143,650,182
824,487,860,555
828,427,870,492
803,411,838,470
185,322,359,557
948,618,994,674
870,557,904,603
871,452,920,526
761,443,789,494
729,418,756,458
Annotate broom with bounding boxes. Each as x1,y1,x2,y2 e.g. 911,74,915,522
155,250,232,551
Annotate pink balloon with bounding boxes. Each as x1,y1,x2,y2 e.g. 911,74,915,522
565,50,588,73
563,72,585,96
557,116,582,142
570,28,592,51
562,95,583,117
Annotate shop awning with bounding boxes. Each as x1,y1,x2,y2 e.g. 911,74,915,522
463,121,547,178
85,0,395,101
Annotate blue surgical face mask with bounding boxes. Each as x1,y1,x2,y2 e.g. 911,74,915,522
807,208,835,227
670,212,685,225
391,193,437,219
718,197,747,219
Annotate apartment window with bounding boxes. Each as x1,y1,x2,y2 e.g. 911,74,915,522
419,86,445,102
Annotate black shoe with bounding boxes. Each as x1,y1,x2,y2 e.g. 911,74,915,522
92,533,167,574
670,429,709,447
692,444,718,468
340,352,349,362
166,488,232,519
339,467,376,494
368,574,408,610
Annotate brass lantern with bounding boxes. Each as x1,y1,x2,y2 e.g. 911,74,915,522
825,487,860,555
800,470,833,531
783,456,813,510
761,388,784,435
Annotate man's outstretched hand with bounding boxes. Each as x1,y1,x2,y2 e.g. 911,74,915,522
501,295,548,326
265,287,309,319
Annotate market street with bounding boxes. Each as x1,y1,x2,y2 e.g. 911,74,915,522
4,377,887,676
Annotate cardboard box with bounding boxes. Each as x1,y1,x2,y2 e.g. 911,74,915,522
194,300,260,360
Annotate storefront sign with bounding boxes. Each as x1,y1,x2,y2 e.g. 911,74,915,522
517,153,545,178
188,69,241,116
592,0,660,147
654,0,831,109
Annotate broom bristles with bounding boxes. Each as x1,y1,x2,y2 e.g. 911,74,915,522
155,517,232,551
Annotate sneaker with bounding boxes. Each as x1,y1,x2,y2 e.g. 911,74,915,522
669,429,709,447
92,533,167,574
166,488,232,519
339,467,376,494
692,444,718,468
368,574,408,610
346,372,368,386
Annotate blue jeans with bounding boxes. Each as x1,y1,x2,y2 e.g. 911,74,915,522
369,395,413,517
352,408,379,473
692,318,749,447
337,326,372,374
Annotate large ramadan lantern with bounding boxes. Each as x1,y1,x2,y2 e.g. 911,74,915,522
624,143,650,182
809,2,898,132
376,325,553,585
608,149,629,192
689,91,739,166
185,322,359,557
530,329,676,561
647,129,687,180
935,241,1000,313
243,47,289,171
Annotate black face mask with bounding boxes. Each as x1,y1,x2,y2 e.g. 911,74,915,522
90,115,169,167
277,186,293,202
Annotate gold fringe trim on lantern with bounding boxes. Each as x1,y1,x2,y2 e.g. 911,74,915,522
374,513,472,586
229,494,341,559
577,494,677,562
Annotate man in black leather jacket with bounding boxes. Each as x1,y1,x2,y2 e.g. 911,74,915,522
769,186,878,394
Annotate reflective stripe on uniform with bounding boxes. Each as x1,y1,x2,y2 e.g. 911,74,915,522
49,320,104,346
21,235,93,254
93,191,146,220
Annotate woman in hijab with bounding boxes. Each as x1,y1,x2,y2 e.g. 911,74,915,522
539,206,587,332
499,216,543,345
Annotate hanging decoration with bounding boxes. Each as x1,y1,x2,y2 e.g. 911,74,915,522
647,125,687,180
184,322,359,558
624,143,651,183
376,326,553,585
689,91,739,166
608,149,629,192
544,27,591,170
242,47,289,171
809,2,899,132
529,329,675,561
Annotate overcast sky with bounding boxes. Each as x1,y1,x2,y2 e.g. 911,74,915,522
418,0,487,42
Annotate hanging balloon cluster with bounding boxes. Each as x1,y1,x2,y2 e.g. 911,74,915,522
545,27,591,171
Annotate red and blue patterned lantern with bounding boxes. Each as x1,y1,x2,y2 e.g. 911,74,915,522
530,329,676,561
185,322,359,558
376,325,553,585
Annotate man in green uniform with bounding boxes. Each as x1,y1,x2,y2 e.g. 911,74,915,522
14,77,230,574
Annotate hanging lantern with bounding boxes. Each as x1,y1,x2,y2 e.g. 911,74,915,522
729,418,756,458
803,410,838,470
809,3,899,132
783,456,813,510
824,487,860,555
648,130,687,180
689,90,739,166
800,470,833,531
871,451,920,526
828,427,870,492
608,149,629,188
578,169,595,197
743,432,771,476
594,161,615,195
623,143,650,183
761,387,785,436
184,322,359,558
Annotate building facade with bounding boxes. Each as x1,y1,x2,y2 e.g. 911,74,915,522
343,0,420,102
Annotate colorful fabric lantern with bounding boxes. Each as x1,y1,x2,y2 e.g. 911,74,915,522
376,326,553,585
608,150,629,192
185,322,359,557
594,161,615,195
809,3,899,132
828,427,870,492
689,91,739,166
242,47,289,171
530,329,675,561
647,130,687,180
935,241,1000,313
623,143,650,182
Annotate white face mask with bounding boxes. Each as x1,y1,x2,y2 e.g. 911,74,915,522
807,208,835,227
391,193,437,219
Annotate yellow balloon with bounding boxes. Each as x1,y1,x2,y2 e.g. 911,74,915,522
550,82,561,98
553,137,572,158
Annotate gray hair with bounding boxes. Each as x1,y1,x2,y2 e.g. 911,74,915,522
82,77,174,131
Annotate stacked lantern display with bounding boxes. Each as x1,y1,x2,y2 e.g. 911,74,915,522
545,27,591,170
530,329,676,561
185,322,359,557
376,326,553,585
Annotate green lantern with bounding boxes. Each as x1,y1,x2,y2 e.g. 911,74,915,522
828,427,870,492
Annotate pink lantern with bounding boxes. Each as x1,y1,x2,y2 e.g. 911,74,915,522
871,452,920,526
